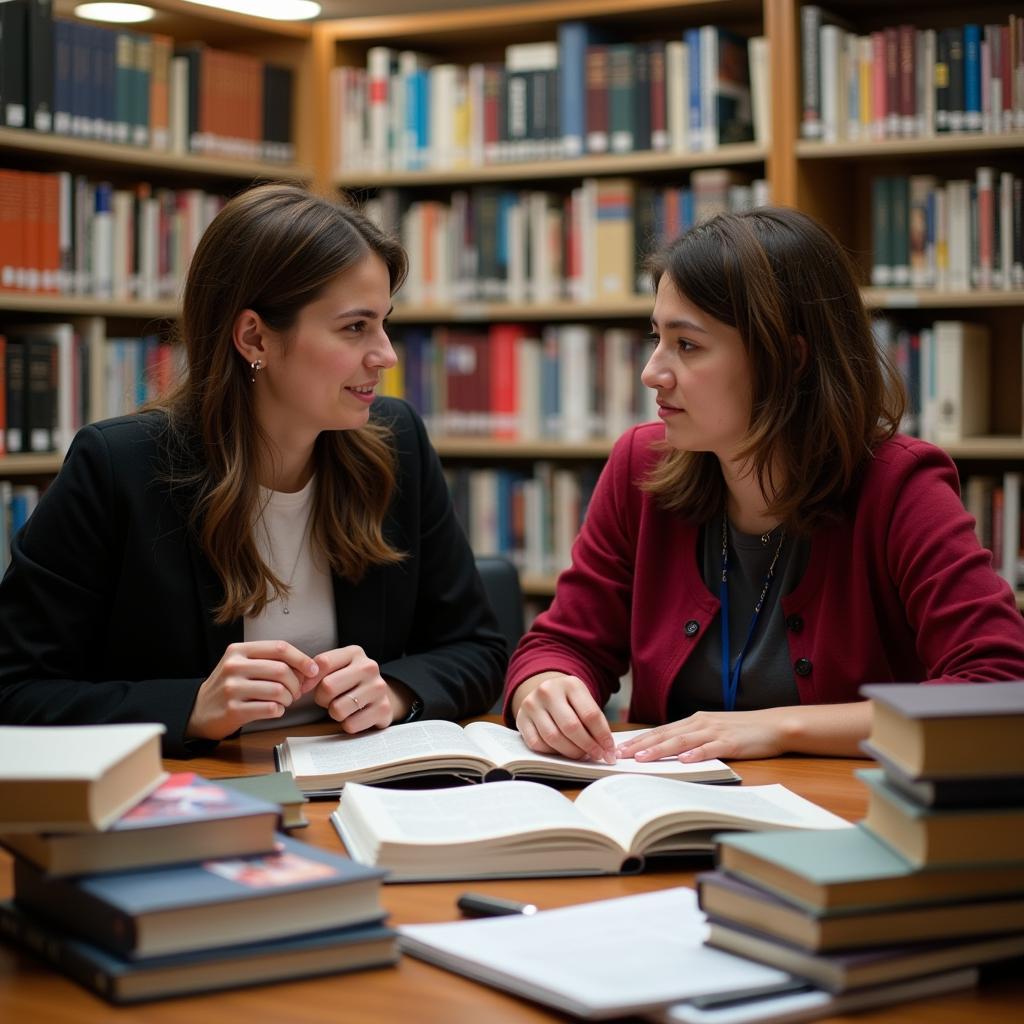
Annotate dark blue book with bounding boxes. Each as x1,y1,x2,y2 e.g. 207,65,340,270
0,900,398,1003
13,833,387,959
1,772,282,877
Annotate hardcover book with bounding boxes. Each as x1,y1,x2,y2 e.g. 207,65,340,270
0,901,397,1004
332,775,850,881
860,680,1024,777
1,773,281,876
705,915,1024,993
696,870,1024,952
858,768,1024,867
0,723,165,833
715,825,1024,913
275,720,739,796
13,834,386,959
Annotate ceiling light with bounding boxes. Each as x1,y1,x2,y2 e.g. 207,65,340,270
74,2,155,22
181,0,321,20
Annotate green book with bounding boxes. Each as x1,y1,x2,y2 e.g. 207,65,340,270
716,824,1024,913
219,772,308,829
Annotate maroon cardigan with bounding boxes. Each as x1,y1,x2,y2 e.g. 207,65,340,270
505,426,1024,724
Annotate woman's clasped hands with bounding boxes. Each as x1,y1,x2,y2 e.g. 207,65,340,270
187,640,408,740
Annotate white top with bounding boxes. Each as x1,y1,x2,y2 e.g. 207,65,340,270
242,475,337,731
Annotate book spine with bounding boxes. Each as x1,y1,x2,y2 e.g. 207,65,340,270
1,0,28,129
800,5,822,139
27,0,54,132
584,45,609,154
963,24,982,131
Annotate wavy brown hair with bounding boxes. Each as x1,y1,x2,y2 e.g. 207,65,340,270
644,207,906,531
155,183,408,624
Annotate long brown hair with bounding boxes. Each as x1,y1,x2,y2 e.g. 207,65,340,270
156,183,408,624
644,207,906,531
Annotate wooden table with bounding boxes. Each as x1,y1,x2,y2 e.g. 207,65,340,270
1,723,1021,1022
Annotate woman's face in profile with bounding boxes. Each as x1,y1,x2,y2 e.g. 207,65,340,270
641,276,753,462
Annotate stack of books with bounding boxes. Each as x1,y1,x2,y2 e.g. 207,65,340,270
0,724,396,1003
694,683,1024,996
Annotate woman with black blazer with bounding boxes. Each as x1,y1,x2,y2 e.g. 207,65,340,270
0,184,506,756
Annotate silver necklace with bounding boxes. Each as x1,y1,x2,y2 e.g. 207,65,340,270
265,506,313,616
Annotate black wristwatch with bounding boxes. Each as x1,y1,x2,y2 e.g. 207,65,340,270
398,697,424,724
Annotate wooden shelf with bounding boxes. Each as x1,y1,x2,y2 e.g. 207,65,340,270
943,438,1024,460
0,293,178,318
0,453,63,475
797,132,1024,159
433,437,614,459
391,298,653,322
321,0,763,44
336,144,767,188
862,289,1024,310
0,126,311,183
520,572,559,597
54,0,312,40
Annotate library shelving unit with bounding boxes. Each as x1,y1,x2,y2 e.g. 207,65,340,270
313,0,774,597
0,1,315,481
773,0,1024,604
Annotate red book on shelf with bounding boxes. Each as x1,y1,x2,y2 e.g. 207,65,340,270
0,171,21,292
489,323,523,439
884,27,900,137
23,172,43,294
40,173,60,294
648,41,668,151
482,63,502,164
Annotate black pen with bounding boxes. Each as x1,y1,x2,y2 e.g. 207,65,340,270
457,893,539,918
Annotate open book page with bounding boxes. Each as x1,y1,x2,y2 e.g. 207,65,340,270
464,722,737,780
335,781,625,878
574,777,854,856
342,780,612,846
399,888,793,1018
278,721,491,786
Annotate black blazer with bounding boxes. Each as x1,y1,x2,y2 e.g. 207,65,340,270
0,398,506,756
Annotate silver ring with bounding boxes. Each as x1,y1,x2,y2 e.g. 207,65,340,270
350,693,362,711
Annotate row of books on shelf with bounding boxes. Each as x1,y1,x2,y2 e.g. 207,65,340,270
802,8,1024,142
0,6,295,162
0,168,225,299
872,318,1003,445
699,683,1024,996
964,471,1024,592
331,22,767,174
366,171,767,307
382,324,657,441
0,325,181,458
0,724,393,1003
447,462,599,581
870,168,1023,291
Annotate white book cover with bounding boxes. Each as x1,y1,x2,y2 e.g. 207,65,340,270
1002,471,1022,588
932,321,990,444
818,25,842,144
748,36,770,145
667,40,689,153
654,969,978,1024
366,46,396,173
400,888,792,1019
559,325,594,442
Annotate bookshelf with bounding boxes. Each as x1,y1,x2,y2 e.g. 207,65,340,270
312,0,1024,605
314,0,774,585
3,0,1021,608
0,1,315,487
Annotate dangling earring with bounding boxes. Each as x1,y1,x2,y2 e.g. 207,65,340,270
249,359,264,384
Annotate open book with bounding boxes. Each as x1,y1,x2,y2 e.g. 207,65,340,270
276,720,739,795
332,774,852,880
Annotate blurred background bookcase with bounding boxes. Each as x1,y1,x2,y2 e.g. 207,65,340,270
1,0,1022,614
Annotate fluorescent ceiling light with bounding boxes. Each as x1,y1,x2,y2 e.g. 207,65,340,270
74,2,155,22
181,0,321,19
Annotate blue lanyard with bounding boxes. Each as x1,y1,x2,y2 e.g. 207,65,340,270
719,513,785,712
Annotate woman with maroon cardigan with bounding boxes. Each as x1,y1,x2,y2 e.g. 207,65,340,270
505,208,1024,766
